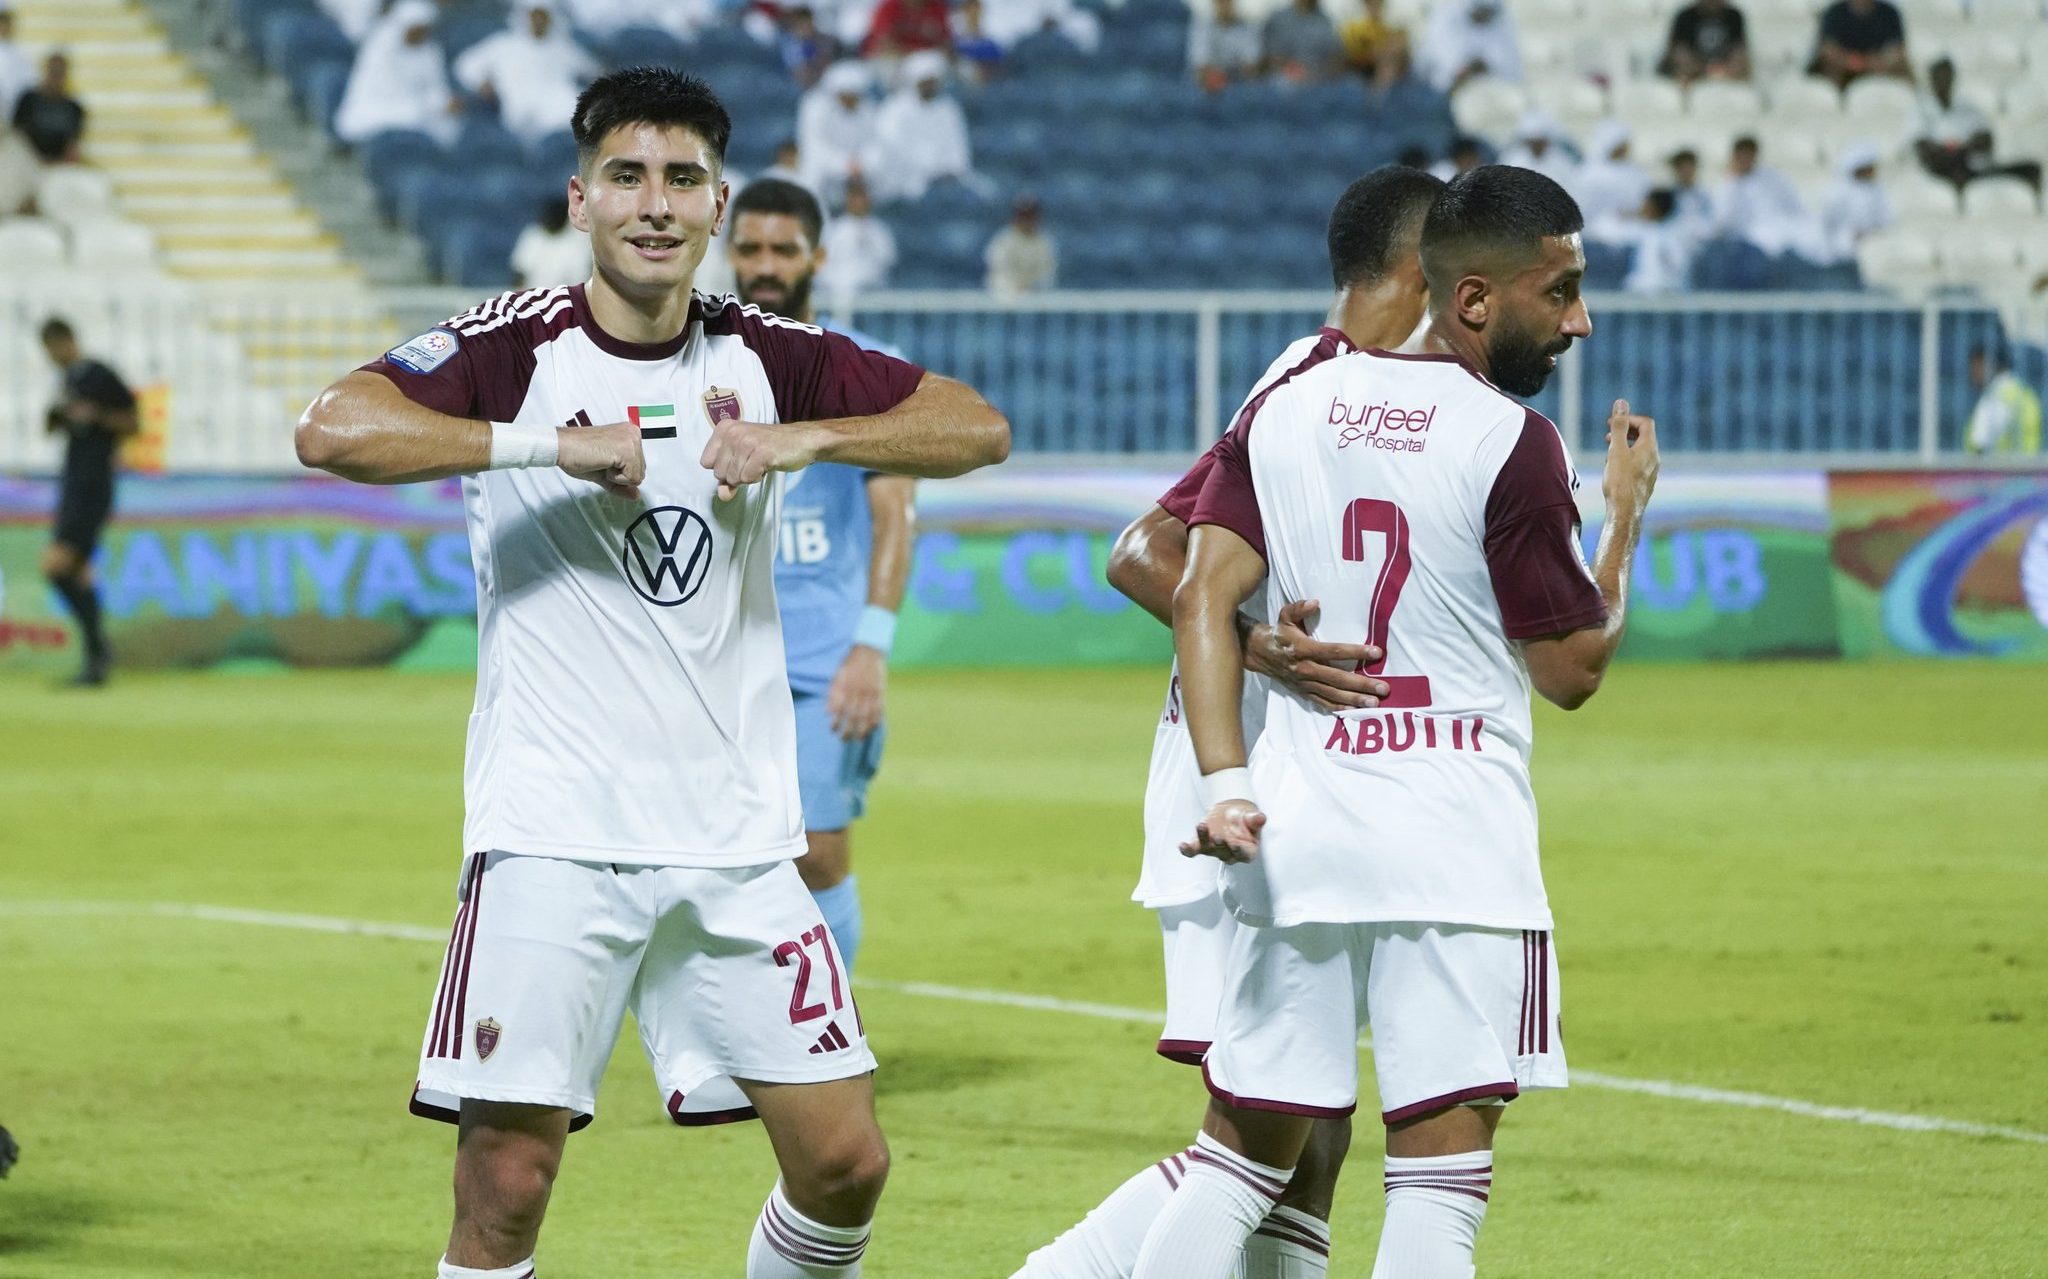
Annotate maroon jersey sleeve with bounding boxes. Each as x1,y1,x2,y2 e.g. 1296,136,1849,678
1157,442,1223,523
1187,420,1265,561
706,299,925,423
1484,410,1609,640
357,290,567,422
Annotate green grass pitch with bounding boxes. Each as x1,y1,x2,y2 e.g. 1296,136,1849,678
2,662,2044,1277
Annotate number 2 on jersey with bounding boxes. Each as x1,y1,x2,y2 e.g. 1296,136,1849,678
774,925,845,1024
1341,498,1432,709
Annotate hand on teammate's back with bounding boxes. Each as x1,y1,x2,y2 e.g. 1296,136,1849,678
700,418,822,501
1246,598,1391,712
1183,800,1266,863
1601,398,1659,515
556,421,646,500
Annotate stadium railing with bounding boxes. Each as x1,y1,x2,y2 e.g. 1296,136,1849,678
3,288,2045,473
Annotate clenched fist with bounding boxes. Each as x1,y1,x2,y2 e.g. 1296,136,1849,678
557,421,646,500
700,419,825,501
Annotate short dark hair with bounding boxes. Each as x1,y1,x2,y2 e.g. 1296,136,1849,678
1733,135,1759,154
1419,164,1584,299
571,67,732,173
1327,165,1446,289
39,316,74,343
728,177,825,248
1645,188,1677,221
1671,148,1699,166
1972,344,2009,369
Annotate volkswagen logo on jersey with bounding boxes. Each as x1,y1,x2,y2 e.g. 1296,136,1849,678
623,505,714,607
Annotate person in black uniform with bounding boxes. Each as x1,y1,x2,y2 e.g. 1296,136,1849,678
40,317,136,686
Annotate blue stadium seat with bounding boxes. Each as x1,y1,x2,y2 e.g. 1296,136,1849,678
262,10,353,87
526,130,580,179
456,117,529,170
596,25,689,69
440,218,522,288
1010,30,1092,77
1583,241,1631,290
362,130,448,214
237,0,314,67
438,2,509,61
296,56,352,132
1689,237,1771,291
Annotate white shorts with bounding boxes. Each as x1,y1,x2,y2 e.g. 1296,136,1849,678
1203,922,1566,1125
1155,892,1237,1065
411,851,875,1130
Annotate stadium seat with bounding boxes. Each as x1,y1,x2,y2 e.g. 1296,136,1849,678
1511,0,1583,26
1690,237,1771,291
0,217,67,275
1527,73,1608,136
1450,76,1529,141
35,167,115,225
1766,75,1843,119
456,117,530,171
1941,236,2024,296
1582,240,1631,289
1962,178,2041,218
1842,77,1919,136
297,56,352,132
1890,175,1962,222
260,10,352,84
68,218,157,273
363,130,448,199
1686,80,1764,124
1947,30,2029,92
1855,229,1942,296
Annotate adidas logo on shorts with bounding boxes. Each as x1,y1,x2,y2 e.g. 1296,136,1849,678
807,1022,852,1055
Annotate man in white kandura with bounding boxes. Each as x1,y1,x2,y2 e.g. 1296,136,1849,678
1131,165,1659,1279
1010,163,1447,1279
295,67,1008,1279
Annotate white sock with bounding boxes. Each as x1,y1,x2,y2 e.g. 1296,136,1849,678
1131,1132,1293,1279
1370,1151,1492,1279
1010,1147,1192,1278
747,1183,870,1277
1245,1204,1331,1278
436,1258,534,1279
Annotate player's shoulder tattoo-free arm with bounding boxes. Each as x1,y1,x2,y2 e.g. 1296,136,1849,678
295,369,490,484
862,474,916,612
1172,522,1269,776
1107,503,1189,628
804,371,1010,478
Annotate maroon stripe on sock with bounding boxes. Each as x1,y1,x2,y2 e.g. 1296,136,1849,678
762,1213,860,1268
448,855,487,1059
1385,1181,1492,1203
1253,1221,1332,1256
1188,1148,1287,1201
764,1202,868,1263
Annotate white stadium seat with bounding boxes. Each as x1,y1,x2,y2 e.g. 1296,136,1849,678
1889,177,1962,220
1450,75,1530,141
1687,80,1766,123
1856,229,1943,296
1914,0,1972,20
1528,72,1608,133
1610,76,1685,122
1941,235,2024,294
2016,229,2048,277
0,216,67,272
68,218,158,272
1843,76,1920,135
36,166,115,225
1962,177,2041,218
1946,30,2029,90
1509,0,1584,26
1767,75,1844,119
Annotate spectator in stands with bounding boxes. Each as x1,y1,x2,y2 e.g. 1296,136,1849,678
1819,142,1892,264
1667,147,1714,227
454,4,599,147
1570,120,1652,228
510,195,590,287
1603,189,1698,294
1260,0,1345,85
1658,0,1749,87
334,0,459,149
1500,110,1575,186
779,6,845,90
1966,347,2043,455
818,176,897,304
762,138,805,185
0,4,36,121
1340,0,1409,83
559,0,715,39
980,0,1101,55
861,0,950,60
1716,134,1824,259
1417,0,1523,94
1811,0,1908,90
953,0,1006,82
13,52,85,164
1915,57,2042,194
870,49,974,201
1370,41,1445,115
0,125,36,214
1190,0,1263,94
1429,135,1483,182
317,0,384,42
798,60,876,205
985,194,1055,297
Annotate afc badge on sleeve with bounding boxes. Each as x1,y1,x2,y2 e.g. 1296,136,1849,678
386,329,461,375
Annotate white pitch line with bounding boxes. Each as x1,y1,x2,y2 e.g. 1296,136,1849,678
7,900,2047,1147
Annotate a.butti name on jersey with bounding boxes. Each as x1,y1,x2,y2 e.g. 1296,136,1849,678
1322,710,1492,756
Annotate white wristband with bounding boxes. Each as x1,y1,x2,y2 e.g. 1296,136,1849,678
488,420,559,470
1198,767,1254,809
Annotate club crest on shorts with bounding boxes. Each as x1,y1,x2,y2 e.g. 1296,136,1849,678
474,1017,502,1061
702,387,743,426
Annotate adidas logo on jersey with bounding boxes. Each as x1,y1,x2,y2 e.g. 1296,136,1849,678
1332,397,1436,453
808,1022,853,1055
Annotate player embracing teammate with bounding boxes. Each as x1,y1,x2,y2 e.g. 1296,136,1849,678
297,69,1008,1278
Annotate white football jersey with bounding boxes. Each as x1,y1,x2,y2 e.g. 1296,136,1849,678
1186,348,1607,930
1133,330,1351,908
364,285,925,867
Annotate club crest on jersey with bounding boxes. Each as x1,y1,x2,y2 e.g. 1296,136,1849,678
386,328,460,375
702,387,743,426
623,505,715,607
474,1017,502,1061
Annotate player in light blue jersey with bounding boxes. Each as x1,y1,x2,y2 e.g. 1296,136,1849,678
728,177,915,972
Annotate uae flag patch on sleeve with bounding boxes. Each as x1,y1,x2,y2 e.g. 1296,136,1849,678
630,403,677,439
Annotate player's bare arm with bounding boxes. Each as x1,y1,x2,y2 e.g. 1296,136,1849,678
295,370,647,498
1522,398,1660,710
1172,523,1270,864
828,474,915,740
699,371,1008,499
1109,503,1391,711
